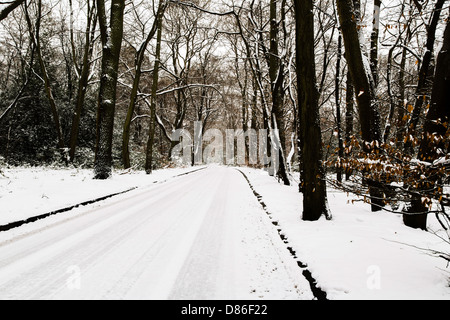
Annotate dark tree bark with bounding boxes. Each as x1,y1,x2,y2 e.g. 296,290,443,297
345,70,354,181
370,0,382,87
395,45,407,149
405,18,450,230
337,0,384,211
269,0,290,185
94,0,125,179
384,37,401,144
336,33,344,182
294,0,331,221
0,0,26,21
144,6,164,174
404,0,446,155
419,19,450,162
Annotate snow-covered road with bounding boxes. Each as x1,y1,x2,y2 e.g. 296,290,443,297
0,166,312,300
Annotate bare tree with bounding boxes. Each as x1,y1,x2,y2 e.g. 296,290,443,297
94,0,125,179
406,16,450,230
24,0,65,154
404,0,447,156
68,0,97,162
294,0,331,221
144,1,164,174
336,0,384,212
122,0,167,169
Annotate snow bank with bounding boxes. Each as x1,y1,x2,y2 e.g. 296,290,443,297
240,167,450,300
0,165,204,226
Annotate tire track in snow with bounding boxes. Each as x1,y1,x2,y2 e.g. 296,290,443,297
0,167,216,299
235,168,328,300
0,166,311,299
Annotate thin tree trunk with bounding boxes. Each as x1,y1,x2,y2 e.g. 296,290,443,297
395,45,407,149
345,70,354,181
25,1,65,154
69,0,96,162
370,0,382,87
145,8,164,174
404,0,446,155
337,0,384,211
384,37,400,143
335,33,344,182
122,1,167,169
383,1,409,144
269,0,290,185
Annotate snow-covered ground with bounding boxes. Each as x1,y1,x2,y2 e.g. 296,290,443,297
0,164,449,300
0,165,311,300
239,167,450,300
0,165,205,226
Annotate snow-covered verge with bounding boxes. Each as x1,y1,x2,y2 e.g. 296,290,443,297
240,167,450,300
0,165,205,226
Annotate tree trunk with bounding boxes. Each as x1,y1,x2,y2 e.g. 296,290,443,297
69,0,96,162
405,18,450,230
294,0,331,221
370,0,382,87
25,1,65,154
145,8,164,174
336,33,344,182
269,0,290,185
418,19,450,162
337,0,384,211
345,70,354,180
404,0,446,156
94,0,125,179
395,46,407,149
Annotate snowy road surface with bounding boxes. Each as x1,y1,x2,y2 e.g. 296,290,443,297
0,166,312,300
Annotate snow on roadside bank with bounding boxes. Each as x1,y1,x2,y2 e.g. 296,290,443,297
0,165,205,226
239,167,450,300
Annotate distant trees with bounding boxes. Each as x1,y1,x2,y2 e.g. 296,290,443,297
24,0,65,155
1,0,76,163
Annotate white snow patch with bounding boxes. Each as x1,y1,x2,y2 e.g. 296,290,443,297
239,167,450,300
0,165,204,226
